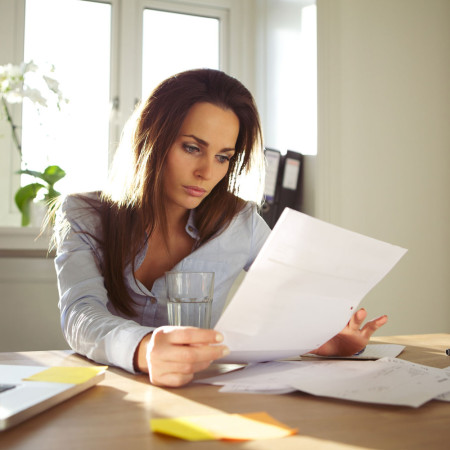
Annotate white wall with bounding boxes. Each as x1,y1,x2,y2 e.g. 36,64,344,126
2,0,449,353
253,0,317,155
0,0,24,227
0,257,68,351
316,0,450,334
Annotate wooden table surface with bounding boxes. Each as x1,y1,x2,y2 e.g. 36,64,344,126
1,333,449,449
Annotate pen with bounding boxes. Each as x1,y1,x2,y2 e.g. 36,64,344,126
446,349,450,356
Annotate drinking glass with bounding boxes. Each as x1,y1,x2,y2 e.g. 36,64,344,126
165,272,214,328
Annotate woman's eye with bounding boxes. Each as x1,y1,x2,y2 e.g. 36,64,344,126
216,155,231,164
183,144,200,154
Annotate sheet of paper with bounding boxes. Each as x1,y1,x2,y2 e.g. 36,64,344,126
219,385,297,395
150,411,297,441
215,208,407,363
199,359,450,407
288,358,450,407
197,361,311,393
303,344,405,360
435,366,450,401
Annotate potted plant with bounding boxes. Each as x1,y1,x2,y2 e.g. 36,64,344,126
0,61,67,226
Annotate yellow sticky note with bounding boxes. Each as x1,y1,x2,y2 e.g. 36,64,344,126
150,417,216,441
23,366,108,384
150,411,297,441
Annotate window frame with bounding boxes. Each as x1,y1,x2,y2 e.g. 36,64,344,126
0,0,249,245
115,0,233,139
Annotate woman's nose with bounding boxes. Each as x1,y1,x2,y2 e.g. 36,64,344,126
195,156,213,180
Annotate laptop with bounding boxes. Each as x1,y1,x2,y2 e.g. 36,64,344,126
0,364,106,431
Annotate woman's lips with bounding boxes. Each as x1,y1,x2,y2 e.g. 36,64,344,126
183,185,207,197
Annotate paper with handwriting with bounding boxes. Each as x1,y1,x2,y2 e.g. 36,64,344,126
198,358,450,407
435,367,450,401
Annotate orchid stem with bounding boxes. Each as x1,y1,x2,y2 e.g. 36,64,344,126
1,97,23,158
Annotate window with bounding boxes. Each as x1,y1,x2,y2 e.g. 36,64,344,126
0,0,317,231
260,0,317,155
22,0,112,195
142,9,220,99
0,0,231,227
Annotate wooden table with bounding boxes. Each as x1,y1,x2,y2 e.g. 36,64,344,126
1,334,449,449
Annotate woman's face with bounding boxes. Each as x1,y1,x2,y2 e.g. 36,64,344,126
163,102,239,214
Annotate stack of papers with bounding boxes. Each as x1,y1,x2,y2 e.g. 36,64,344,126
215,208,407,364
198,359,450,407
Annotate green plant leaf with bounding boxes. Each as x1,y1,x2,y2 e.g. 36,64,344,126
17,165,66,187
14,183,45,226
42,165,66,186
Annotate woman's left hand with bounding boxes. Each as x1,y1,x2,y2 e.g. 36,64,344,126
311,308,387,357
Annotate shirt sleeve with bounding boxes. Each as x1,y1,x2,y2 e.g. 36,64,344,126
54,195,153,373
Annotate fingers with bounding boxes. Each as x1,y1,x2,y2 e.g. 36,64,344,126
150,359,213,387
349,308,367,328
349,308,387,333
360,314,388,336
150,327,228,362
147,326,230,387
152,338,229,364
159,326,224,345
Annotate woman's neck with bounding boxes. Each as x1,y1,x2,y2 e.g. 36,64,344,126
135,207,195,290
165,206,190,234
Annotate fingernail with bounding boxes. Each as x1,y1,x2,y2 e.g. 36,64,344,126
215,332,224,342
222,347,230,356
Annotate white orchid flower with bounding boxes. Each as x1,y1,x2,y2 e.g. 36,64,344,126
3,91,24,104
0,60,67,108
23,87,48,106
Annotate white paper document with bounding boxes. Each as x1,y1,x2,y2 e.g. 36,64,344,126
287,358,450,407
303,344,405,360
435,367,450,401
215,208,407,363
198,359,450,407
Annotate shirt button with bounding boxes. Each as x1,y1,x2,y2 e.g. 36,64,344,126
149,297,157,304
188,225,194,232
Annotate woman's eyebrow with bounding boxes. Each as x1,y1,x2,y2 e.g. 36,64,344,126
182,134,236,152
221,148,236,154
182,134,208,146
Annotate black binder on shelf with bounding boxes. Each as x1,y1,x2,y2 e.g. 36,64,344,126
278,150,303,213
261,148,282,228
261,149,303,229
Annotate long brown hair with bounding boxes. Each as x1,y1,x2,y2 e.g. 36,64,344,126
67,69,264,316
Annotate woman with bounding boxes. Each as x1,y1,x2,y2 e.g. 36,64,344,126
54,69,387,387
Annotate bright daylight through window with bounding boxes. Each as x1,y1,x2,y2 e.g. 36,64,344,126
22,0,111,199
0,0,317,228
8,0,221,228
142,9,219,100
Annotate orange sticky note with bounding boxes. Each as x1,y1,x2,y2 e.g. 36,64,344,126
23,366,108,384
150,411,297,441
240,412,298,437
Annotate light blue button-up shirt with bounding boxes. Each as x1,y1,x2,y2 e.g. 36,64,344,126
54,194,271,373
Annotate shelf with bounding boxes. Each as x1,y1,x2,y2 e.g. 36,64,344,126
0,227,52,256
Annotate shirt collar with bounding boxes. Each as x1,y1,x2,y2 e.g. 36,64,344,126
185,209,199,239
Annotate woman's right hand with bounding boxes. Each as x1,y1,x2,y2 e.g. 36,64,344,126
136,326,229,387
